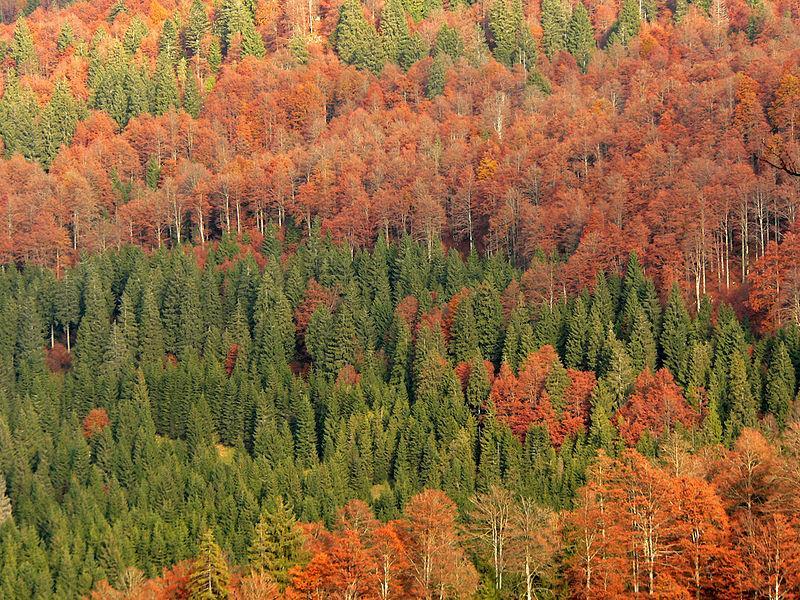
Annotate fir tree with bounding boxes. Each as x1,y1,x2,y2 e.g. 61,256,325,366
564,297,589,368
12,18,38,75
766,342,796,427
56,23,74,53
434,24,464,60
158,19,180,64
541,0,568,59
426,53,448,99
609,0,641,46
37,79,84,168
249,498,303,586
725,352,757,441
185,0,210,56
334,0,386,74
380,0,411,64
660,285,691,385
188,530,230,600
566,2,594,71
151,54,180,115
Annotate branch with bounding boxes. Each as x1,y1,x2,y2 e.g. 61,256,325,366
759,148,800,178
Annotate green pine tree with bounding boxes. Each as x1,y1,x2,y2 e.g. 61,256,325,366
188,530,230,600
609,0,641,46
541,0,568,58
12,18,38,75
334,0,386,74
249,498,303,587
380,0,411,64
766,342,796,427
566,2,594,71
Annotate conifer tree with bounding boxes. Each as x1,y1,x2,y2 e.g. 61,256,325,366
185,0,210,56
566,2,594,71
158,19,180,65
249,498,303,587
57,23,74,53
380,0,410,64
541,0,568,58
564,297,588,368
473,284,503,363
188,530,230,600
660,285,691,385
435,24,464,60
426,54,447,98
151,54,180,115
0,73,39,159
334,0,386,74
123,16,148,53
627,306,656,373
609,0,641,46
12,18,38,75
725,352,757,441
37,79,84,168
291,388,317,468
766,342,796,427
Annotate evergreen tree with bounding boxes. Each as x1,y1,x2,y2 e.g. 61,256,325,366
185,0,210,56
151,54,180,115
472,284,503,363
37,79,84,168
660,285,691,385
12,18,38,75
183,73,202,118
0,72,39,159
725,353,757,441
123,16,149,54
566,2,594,71
56,23,74,53
334,0,386,74
158,18,180,64
541,0,568,58
488,0,537,69
248,498,303,587
450,295,479,363
380,0,410,64
766,342,796,427
609,0,641,45
564,297,589,368
291,388,317,468
188,530,230,600
434,24,464,60
426,53,447,99
627,305,656,373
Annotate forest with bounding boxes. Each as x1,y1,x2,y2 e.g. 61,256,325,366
0,0,799,596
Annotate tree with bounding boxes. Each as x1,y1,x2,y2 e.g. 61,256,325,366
765,342,796,427
566,3,594,71
12,18,38,75
725,353,758,441
488,0,537,70
508,497,557,600
541,0,568,59
185,0,210,56
380,0,410,64
188,530,230,599
333,0,386,74
469,485,513,592
249,498,304,587
609,0,640,46
403,489,479,598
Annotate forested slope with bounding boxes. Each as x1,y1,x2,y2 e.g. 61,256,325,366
0,234,798,597
0,0,799,597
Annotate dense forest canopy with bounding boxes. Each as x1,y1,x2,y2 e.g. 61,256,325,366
0,0,799,597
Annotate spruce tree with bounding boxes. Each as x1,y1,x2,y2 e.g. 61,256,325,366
627,305,656,373
185,0,210,56
0,472,11,526
37,79,84,168
660,285,691,385
766,342,796,427
541,0,568,59
249,498,303,586
566,2,594,71
334,0,386,74
151,54,180,115
380,0,410,64
188,530,230,600
57,23,74,53
426,53,447,99
609,0,641,46
158,19,180,65
12,18,38,75
472,284,503,363
724,353,757,441
564,297,588,368
434,24,464,60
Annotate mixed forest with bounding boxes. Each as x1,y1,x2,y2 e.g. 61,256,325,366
0,0,799,596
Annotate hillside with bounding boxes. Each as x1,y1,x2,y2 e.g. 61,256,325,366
0,0,799,598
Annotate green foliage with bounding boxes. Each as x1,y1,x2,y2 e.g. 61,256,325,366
426,53,448,98
488,0,537,69
188,530,230,599
334,0,386,74
434,24,464,60
566,2,594,71
541,0,568,58
609,0,641,46
12,18,38,75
